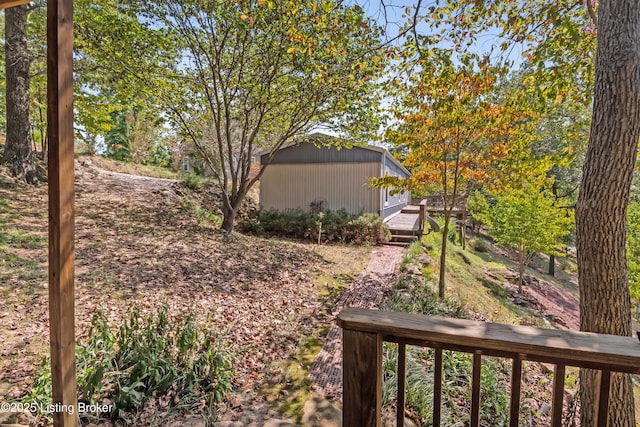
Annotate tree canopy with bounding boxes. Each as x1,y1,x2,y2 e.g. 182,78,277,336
76,0,386,231
480,186,572,292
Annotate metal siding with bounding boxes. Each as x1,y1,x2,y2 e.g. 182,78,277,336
381,203,407,218
260,163,380,215
262,142,381,164
384,155,410,178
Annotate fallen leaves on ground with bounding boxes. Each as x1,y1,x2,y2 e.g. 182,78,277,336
0,160,364,424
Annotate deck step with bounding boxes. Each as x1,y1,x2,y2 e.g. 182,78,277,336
401,206,421,214
389,229,420,236
385,241,411,247
389,234,419,240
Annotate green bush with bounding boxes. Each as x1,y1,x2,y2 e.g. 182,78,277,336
24,306,233,424
183,172,206,191
469,238,490,253
239,209,389,245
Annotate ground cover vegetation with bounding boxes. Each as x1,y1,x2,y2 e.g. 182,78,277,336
239,209,390,245
0,160,373,425
2,0,640,424
383,229,639,425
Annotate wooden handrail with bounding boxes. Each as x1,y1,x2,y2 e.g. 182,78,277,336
338,307,640,427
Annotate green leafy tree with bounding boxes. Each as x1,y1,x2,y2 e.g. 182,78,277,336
395,2,636,422
626,200,640,320
78,0,385,232
482,186,572,292
403,0,596,106
104,103,165,164
378,50,534,299
74,0,175,155
25,3,46,160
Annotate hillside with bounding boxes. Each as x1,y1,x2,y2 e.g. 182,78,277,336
0,157,371,425
395,230,640,424
0,156,639,425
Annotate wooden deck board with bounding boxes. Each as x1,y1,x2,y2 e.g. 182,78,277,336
338,308,640,373
385,211,420,232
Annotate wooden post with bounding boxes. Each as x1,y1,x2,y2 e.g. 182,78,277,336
47,0,77,425
419,202,425,234
342,329,382,427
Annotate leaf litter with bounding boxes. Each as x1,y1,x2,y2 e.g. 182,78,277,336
0,159,368,424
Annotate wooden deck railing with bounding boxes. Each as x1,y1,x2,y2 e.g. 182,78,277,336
337,307,640,427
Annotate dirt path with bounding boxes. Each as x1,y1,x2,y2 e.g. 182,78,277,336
309,245,405,399
525,276,580,330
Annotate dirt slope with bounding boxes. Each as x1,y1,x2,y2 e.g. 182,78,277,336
0,159,370,425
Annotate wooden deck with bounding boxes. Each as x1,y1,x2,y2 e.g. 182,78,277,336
384,210,421,233
338,307,640,427
384,206,423,245
384,204,444,245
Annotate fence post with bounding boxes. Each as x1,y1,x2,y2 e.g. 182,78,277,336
343,329,383,427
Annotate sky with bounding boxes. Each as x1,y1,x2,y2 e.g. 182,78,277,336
352,0,527,68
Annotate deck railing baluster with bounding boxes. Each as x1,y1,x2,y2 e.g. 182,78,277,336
509,356,523,427
551,364,566,426
597,370,611,427
471,352,482,427
397,343,406,427
433,346,442,427
433,346,443,427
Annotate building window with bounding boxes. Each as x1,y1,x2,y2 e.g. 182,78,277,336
182,156,190,172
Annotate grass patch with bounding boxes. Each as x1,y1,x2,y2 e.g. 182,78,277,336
262,335,324,422
84,155,180,180
0,228,46,250
415,231,541,325
313,244,371,305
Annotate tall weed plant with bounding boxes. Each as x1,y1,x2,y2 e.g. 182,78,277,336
25,306,233,424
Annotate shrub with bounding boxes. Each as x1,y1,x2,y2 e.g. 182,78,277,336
239,209,389,245
24,306,233,424
470,238,490,253
183,172,206,191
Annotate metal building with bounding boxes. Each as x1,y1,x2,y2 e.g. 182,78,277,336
260,138,411,218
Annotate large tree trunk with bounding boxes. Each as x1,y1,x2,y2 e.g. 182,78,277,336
575,1,640,425
3,5,37,184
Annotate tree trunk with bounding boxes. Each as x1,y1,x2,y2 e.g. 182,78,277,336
438,214,450,299
221,203,237,233
575,1,639,425
548,254,555,276
3,5,37,184
221,190,247,233
518,251,525,293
